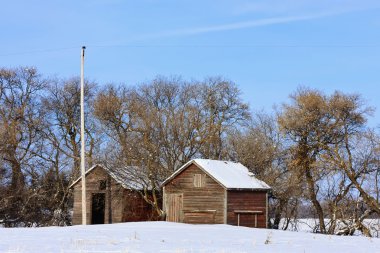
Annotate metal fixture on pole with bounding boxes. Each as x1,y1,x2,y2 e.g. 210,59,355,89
80,46,87,225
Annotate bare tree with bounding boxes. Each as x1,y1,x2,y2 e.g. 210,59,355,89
278,89,332,233
42,78,100,177
278,88,379,235
199,77,250,159
94,76,250,217
0,67,47,226
228,112,302,229
39,78,101,225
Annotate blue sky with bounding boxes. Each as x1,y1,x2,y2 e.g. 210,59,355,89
1,0,380,126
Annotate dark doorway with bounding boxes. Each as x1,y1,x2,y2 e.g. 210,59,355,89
91,193,105,224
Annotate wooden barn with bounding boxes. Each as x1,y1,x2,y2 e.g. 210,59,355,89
162,159,271,228
70,164,157,225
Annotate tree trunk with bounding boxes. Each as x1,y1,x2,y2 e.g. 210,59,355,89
272,198,288,229
10,157,25,191
305,167,326,233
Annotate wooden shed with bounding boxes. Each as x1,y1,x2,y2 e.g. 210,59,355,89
70,164,157,225
162,159,271,228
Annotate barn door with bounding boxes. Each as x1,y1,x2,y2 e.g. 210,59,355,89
166,193,183,222
91,193,105,224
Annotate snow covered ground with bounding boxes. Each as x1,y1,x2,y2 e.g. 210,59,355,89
276,219,380,237
1,221,379,253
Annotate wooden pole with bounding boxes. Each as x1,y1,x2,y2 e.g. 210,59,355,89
80,46,87,225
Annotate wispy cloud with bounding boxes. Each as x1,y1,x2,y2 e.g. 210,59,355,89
150,13,327,37
130,11,339,41
90,3,377,46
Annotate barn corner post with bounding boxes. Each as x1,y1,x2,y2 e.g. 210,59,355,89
224,189,227,224
80,46,87,225
162,186,167,221
266,191,269,229
107,175,112,224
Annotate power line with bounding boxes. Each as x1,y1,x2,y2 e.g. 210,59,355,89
1,44,379,57
0,46,78,57
90,43,380,48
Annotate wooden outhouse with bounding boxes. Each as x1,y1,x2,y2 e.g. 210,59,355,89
162,159,271,228
70,164,157,225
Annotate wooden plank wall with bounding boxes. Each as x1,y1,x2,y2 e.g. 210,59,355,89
165,193,183,222
226,190,267,228
72,166,125,225
122,190,159,222
164,164,226,224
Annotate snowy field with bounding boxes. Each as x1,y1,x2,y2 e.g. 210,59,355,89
1,222,380,253
276,219,380,237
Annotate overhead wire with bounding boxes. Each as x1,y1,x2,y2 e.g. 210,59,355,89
0,46,79,57
1,44,380,57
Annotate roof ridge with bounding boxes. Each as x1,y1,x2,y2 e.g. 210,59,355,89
162,159,271,190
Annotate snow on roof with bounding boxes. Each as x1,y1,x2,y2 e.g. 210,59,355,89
69,164,151,190
107,165,150,190
162,159,271,190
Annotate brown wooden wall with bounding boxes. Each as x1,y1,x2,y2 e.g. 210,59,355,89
72,166,157,225
164,164,226,224
122,190,158,222
226,190,267,228
72,166,124,225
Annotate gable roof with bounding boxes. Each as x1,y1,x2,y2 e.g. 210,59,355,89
69,164,150,190
162,159,271,190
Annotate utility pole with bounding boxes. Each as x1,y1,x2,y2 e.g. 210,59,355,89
80,46,87,225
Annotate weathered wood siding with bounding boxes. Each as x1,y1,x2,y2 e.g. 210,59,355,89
72,166,124,225
122,190,158,222
165,193,183,222
164,164,226,224
72,165,157,225
226,190,267,228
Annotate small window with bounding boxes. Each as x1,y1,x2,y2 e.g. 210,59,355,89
99,180,107,190
193,174,205,187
